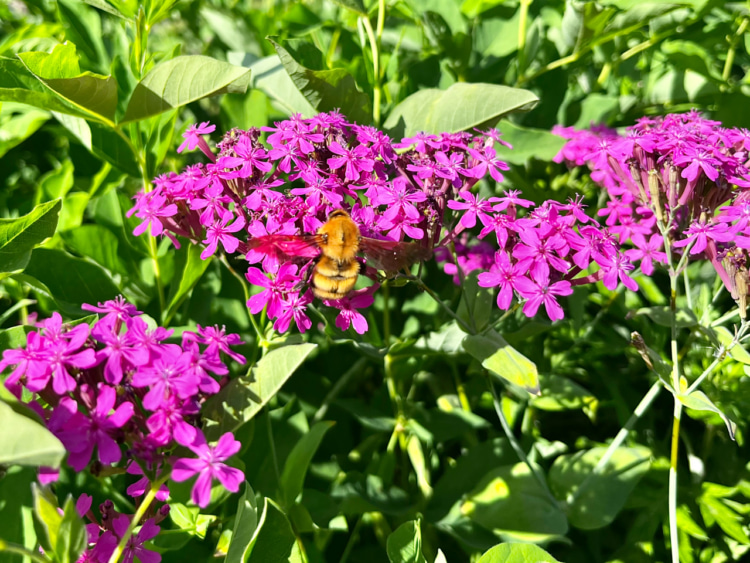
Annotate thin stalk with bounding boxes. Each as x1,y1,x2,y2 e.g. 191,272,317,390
411,276,473,333
107,475,169,563
0,298,35,325
220,256,265,343
0,541,50,563
567,381,662,506
266,408,281,486
313,357,368,422
722,18,749,82
488,378,558,507
338,516,363,563
361,15,381,125
516,0,532,81
668,401,682,563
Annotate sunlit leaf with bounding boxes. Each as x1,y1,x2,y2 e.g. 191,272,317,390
463,330,540,395
0,199,61,279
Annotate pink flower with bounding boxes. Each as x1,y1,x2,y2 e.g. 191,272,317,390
515,274,573,322
113,515,161,563
171,431,244,508
200,212,246,259
326,289,375,334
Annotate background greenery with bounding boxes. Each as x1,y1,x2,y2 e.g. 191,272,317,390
2,0,750,562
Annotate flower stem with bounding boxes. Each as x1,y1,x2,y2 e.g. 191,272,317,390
107,474,170,563
567,380,662,506
487,377,558,507
0,541,51,563
360,14,381,126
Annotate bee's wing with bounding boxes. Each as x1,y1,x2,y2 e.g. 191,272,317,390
247,234,322,261
359,237,432,273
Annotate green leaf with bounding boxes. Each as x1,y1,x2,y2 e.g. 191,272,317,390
121,55,251,123
0,199,61,279
56,496,87,563
226,483,260,563
202,343,317,439
80,0,130,18
549,446,651,530
32,484,63,553
329,0,367,15
227,53,315,117
678,390,736,440
19,247,121,314
0,103,50,158
384,83,538,138
463,330,540,395
462,462,568,538
531,375,598,412
246,498,304,563
0,399,66,468
18,43,117,122
57,0,109,74
53,112,140,176
477,543,560,563
165,242,212,323
386,520,428,563
493,120,566,165
280,421,335,508
634,306,698,328
61,224,129,276
0,57,91,117
168,503,216,539
269,37,372,125
0,325,34,352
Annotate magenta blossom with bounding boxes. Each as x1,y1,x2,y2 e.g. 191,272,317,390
171,431,244,508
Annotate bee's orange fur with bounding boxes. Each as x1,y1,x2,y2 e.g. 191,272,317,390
311,210,362,300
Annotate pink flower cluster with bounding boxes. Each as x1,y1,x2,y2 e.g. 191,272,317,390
129,113,636,328
0,297,246,535
437,196,637,321
554,112,750,308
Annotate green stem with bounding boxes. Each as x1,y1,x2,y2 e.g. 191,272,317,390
220,256,265,343
516,0,532,81
722,18,749,82
668,400,682,563
107,475,169,563
313,357,368,422
488,378,558,506
0,541,51,563
361,15,381,126
567,381,662,506
266,408,281,486
338,516,363,563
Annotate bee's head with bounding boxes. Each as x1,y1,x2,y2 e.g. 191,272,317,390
328,209,350,219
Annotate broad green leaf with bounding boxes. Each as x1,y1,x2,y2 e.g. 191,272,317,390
0,467,37,558
57,0,109,74
531,375,597,412
53,111,140,176
121,55,251,122
0,325,34,352
226,483,260,563
61,225,128,276
246,498,304,563
39,160,74,200
202,343,317,439
18,43,117,122
549,446,651,530
269,37,371,125
227,53,315,117
0,57,90,117
80,0,130,18
0,199,61,278
56,497,87,563
165,242,212,323
678,390,736,440
20,248,121,314
412,321,466,355
0,103,50,158
384,83,538,138
478,543,560,563
461,462,568,538
635,306,698,328
329,0,366,15
463,330,540,395
493,120,566,165
0,399,66,468
202,7,262,54
386,520,428,563
280,421,335,508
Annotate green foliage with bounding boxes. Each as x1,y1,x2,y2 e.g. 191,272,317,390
2,0,750,561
